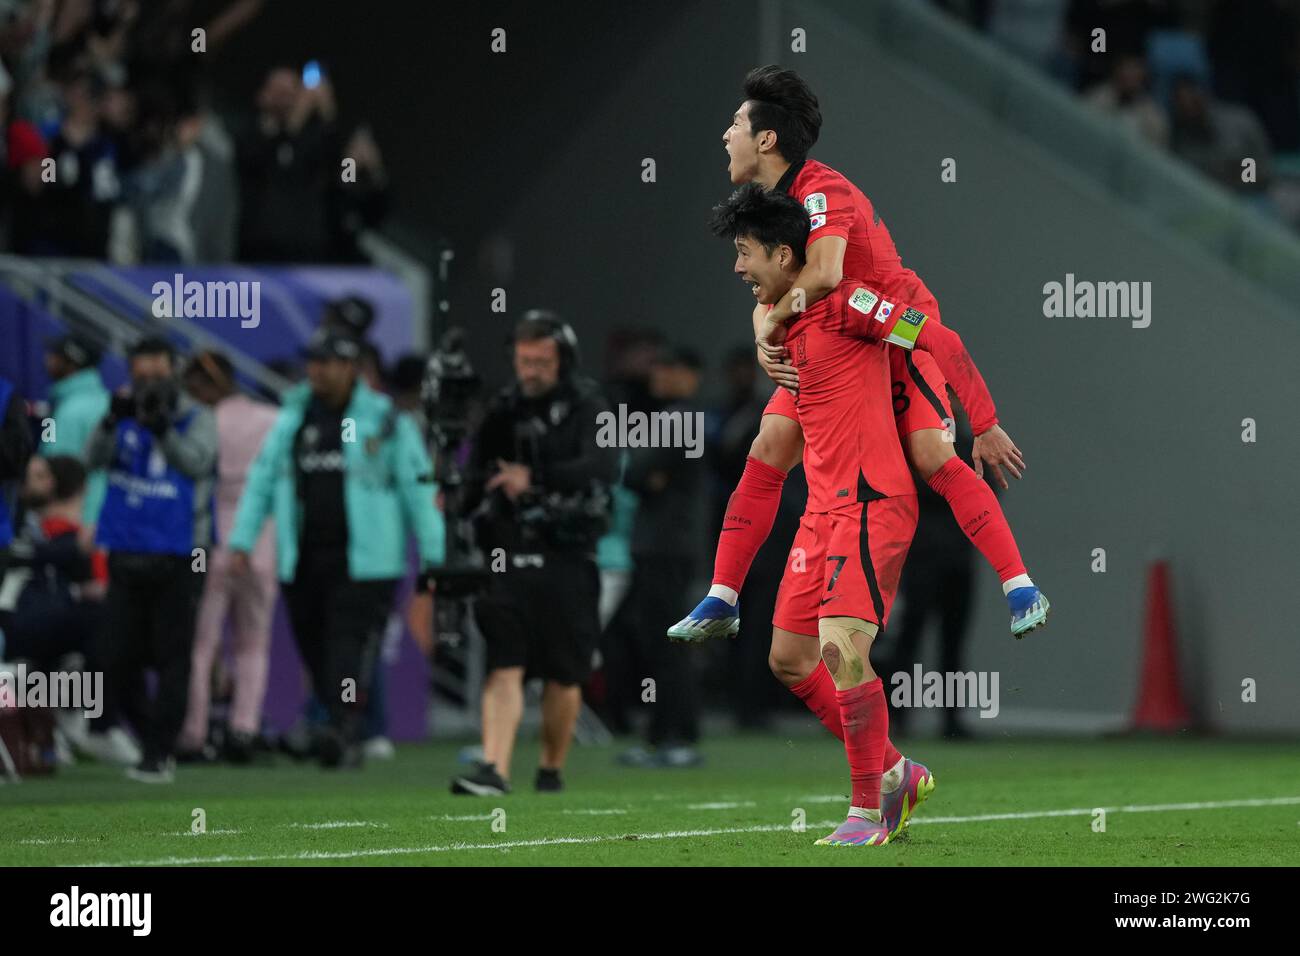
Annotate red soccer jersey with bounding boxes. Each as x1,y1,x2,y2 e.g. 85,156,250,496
785,280,917,512
779,158,939,314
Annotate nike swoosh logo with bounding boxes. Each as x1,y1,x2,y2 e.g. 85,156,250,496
820,596,840,606
722,526,745,532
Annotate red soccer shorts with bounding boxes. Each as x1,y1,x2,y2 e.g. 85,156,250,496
772,496,918,637
762,349,953,441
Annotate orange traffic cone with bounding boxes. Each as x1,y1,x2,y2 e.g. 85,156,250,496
1131,560,1192,732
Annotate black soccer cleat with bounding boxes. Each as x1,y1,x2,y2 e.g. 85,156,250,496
451,761,511,796
535,767,564,793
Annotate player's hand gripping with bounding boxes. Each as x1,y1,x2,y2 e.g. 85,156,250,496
971,424,1025,490
756,316,798,393
757,341,799,394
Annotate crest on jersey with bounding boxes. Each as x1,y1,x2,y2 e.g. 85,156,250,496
848,288,879,316
876,300,895,323
809,213,826,231
804,192,827,215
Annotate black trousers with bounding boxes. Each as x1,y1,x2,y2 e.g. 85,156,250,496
605,554,700,747
884,536,974,736
282,557,396,746
105,552,203,761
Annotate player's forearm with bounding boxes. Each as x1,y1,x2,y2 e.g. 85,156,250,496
913,321,999,434
767,260,840,326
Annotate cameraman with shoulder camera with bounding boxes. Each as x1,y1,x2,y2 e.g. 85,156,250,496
450,313,616,796
85,337,218,783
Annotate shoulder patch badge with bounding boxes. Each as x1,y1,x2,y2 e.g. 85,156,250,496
848,288,879,315
804,192,827,214
899,307,928,326
876,300,895,323
809,213,826,231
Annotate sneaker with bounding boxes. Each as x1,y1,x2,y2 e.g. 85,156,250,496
318,727,363,770
881,759,936,839
1009,586,1050,638
666,596,740,643
616,746,657,768
224,730,257,765
451,761,510,796
125,756,176,784
80,727,141,767
535,767,564,792
814,815,892,846
654,745,703,768
362,736,396,761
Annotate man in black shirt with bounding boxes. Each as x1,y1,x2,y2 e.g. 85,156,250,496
451,313,616,796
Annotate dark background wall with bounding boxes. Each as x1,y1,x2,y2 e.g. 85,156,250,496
206,0,1300,731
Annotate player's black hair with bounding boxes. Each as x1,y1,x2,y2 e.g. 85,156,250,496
709,183,809,264
128,336,176,363
742,65,822,164
44,455,88,502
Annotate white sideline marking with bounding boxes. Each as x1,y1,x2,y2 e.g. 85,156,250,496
287,821,387,830
435,814,495,822
175,829,241,837
562,808,628,816
911,795,1300,825
19,837,81,845
82,795,1300,867
687,801,757,810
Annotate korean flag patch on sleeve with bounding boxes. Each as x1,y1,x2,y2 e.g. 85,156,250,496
809,214,827,231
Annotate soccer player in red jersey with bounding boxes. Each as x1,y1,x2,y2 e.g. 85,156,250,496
709,183,961,843
669,66,1049,647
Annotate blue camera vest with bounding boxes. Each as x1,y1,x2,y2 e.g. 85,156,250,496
97,410,205,556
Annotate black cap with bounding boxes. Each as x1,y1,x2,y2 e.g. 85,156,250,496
302,328,363,362
323,296,376,338
46,333,102,369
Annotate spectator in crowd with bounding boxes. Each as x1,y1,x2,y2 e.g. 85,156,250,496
177,351,278,764
0,373,33,613
85,336,217,783
1207,0,1300,153
237,66,337,262
0,454,114,763
25,67,119,256
0,64,49,253
611,346,706,768
40,333,108,524
1064,0,1177,92
0,456,105,673
1170,73,1275,199
228,327,443,769
329,124,389,261
1084,54,1169,147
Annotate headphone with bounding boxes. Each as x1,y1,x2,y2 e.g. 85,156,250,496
514,308,580,378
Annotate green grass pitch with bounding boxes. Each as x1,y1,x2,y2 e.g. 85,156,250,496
2,734,1298,866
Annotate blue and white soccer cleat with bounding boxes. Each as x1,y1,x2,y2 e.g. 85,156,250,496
1008,586,1050,639
666,597,740,643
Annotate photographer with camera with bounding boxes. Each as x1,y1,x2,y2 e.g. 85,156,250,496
85,337,218,783
228,327,444,769
450,312,616,796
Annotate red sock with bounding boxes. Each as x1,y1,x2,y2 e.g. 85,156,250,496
927,457,1027,583
883,737,902,770
837,679,888,811
789,662,843,741
789,664,904,775
712,455,786,592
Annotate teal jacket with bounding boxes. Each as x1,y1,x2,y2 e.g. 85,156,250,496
229,381,445,582
42,368,109,523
